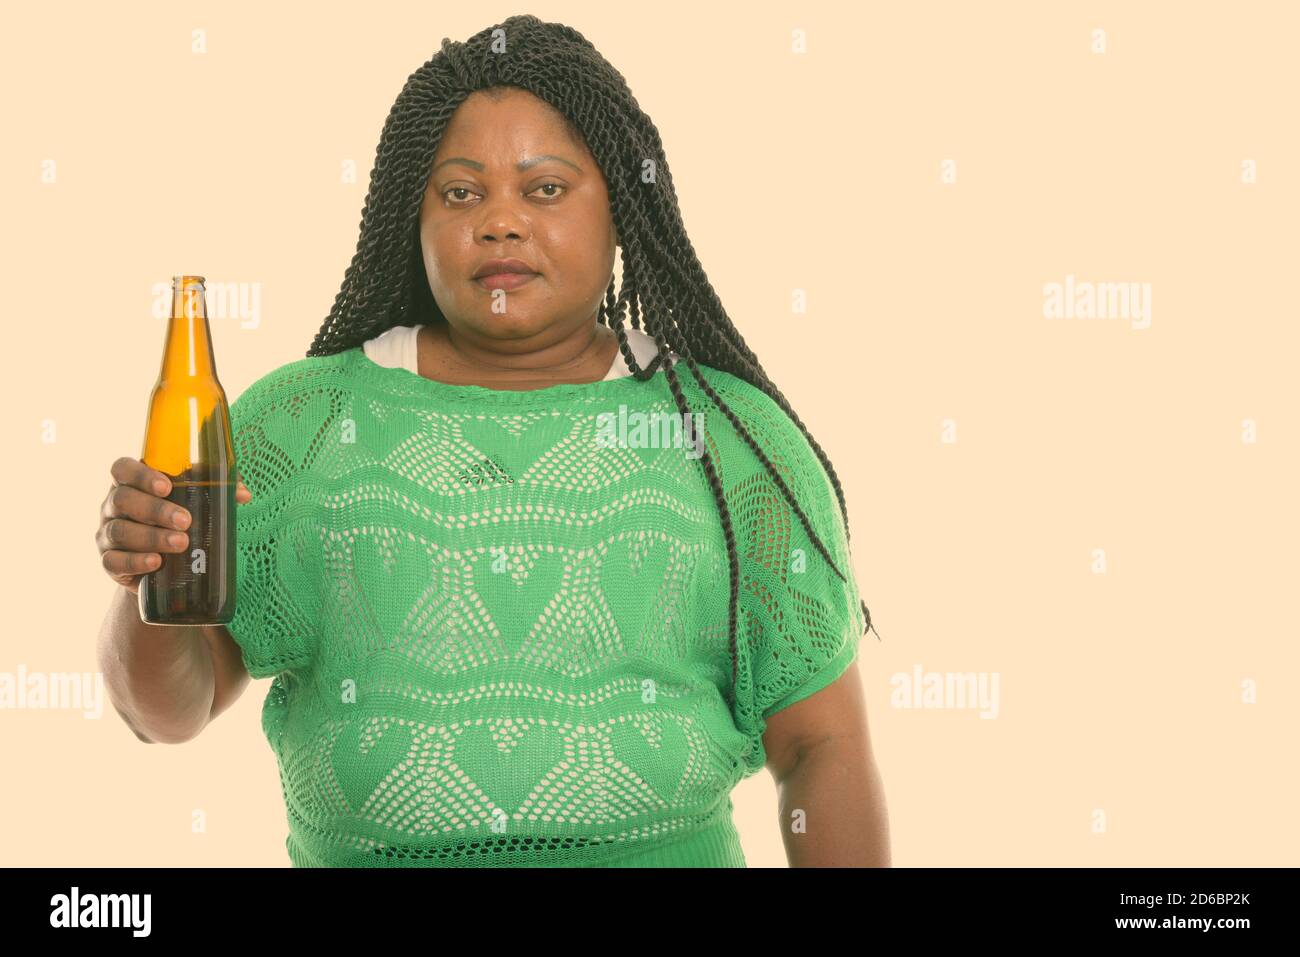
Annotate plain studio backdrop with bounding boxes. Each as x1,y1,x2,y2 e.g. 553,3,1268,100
1,0,1296,866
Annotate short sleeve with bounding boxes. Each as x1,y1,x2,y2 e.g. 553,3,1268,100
224,376,321,679
711,378,869,774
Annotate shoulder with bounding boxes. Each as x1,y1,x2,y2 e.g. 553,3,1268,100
678,364,847,537
229,351,355,497
679,365,819,472
229,350,354,423
677,363,781,418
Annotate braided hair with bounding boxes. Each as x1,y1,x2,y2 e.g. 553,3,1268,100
307,14,878,699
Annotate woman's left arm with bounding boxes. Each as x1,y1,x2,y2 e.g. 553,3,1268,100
762,660,891,867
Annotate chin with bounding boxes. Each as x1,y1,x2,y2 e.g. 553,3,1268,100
467,311,554,339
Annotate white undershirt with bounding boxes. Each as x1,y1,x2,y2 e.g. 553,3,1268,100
362,324,676,380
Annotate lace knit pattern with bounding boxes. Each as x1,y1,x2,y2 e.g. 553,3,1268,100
227,346,867,866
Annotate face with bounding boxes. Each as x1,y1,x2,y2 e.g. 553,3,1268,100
418,87,618,347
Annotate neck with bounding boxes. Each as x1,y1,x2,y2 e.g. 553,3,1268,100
427,317,618,386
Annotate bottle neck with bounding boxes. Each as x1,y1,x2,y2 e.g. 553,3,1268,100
162,280,217,380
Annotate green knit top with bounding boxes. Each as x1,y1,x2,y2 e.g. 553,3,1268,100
226,343,868,867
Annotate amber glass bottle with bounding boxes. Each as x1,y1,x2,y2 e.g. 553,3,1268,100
138,276,237,624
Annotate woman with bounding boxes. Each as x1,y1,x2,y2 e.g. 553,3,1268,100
226,14,888,867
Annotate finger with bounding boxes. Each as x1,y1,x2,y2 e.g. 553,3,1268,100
111,456,176,497
235,479,251,503
105,482,191,531
102,547,164,579
98,517,193,557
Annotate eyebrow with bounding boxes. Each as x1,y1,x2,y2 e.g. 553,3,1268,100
431,154,583,175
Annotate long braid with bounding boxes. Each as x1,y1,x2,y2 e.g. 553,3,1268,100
307,15,880,702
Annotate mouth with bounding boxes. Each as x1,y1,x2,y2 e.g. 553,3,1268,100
474,272,538,292
472,257,539,291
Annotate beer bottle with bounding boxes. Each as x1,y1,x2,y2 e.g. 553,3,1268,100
138,275,237,625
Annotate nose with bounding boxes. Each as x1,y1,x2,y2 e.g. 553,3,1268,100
475,200,531,244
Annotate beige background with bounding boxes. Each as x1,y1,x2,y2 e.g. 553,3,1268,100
2,1,1296,866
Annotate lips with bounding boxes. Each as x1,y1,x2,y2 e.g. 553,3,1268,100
473,257,538,292
476,272,537,292
472,258,537,279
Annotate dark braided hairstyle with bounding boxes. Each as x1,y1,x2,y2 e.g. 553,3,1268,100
307,15,879,698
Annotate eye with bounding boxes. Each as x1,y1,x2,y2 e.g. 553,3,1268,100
441,183,567,207
443,186,479,206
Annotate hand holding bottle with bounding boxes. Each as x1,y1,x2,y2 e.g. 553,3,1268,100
97,456,251,596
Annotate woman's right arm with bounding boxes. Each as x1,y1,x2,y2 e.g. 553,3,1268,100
95,456,252,744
